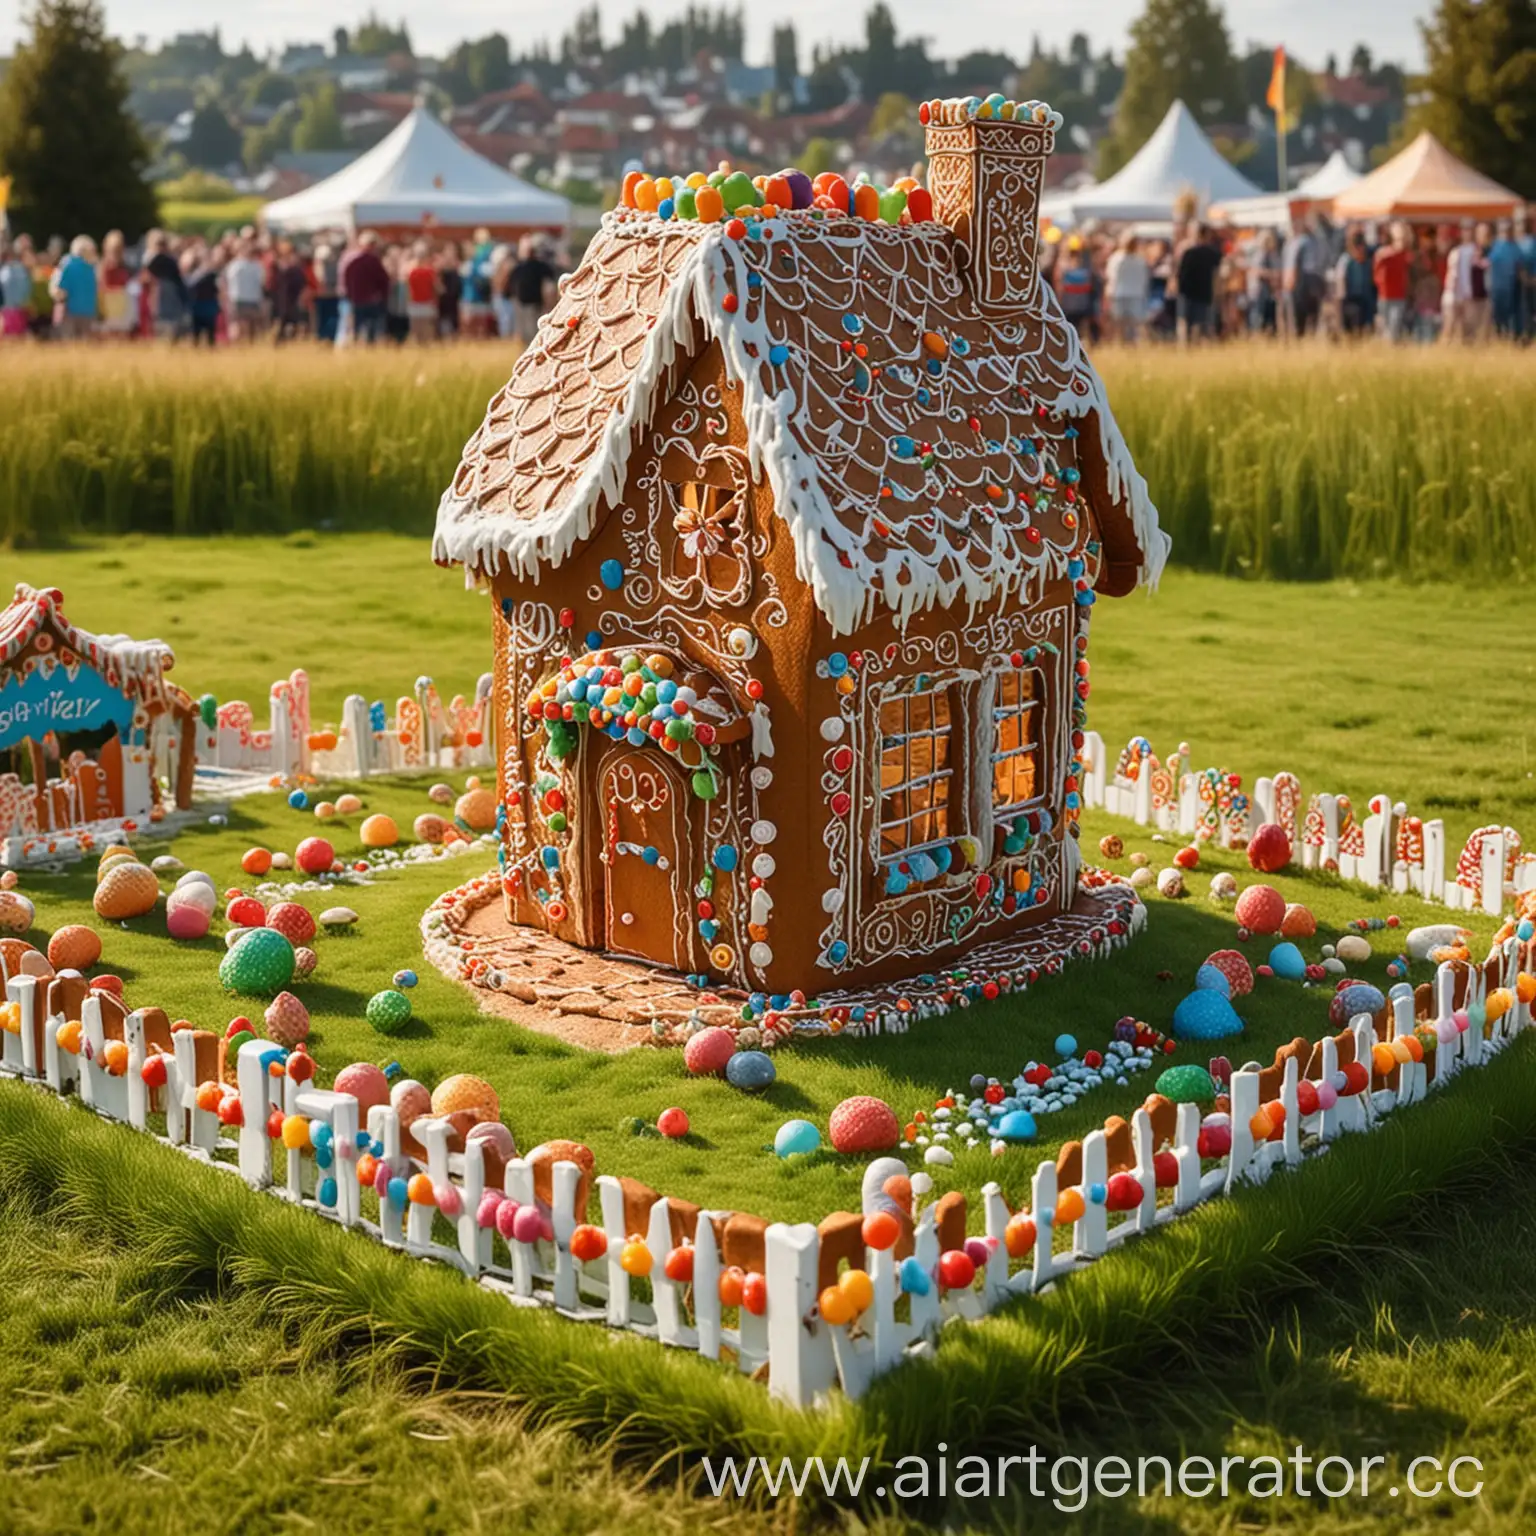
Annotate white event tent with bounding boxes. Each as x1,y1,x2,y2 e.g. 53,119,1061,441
1051,100,1263,227
262,108,570,240
1207,150,1364,229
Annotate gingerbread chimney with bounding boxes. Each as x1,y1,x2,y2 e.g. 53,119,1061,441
922,96,1059,313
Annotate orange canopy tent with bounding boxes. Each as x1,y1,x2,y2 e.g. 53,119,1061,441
1331,131,1523,222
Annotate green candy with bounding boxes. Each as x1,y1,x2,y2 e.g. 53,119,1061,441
878,188,907,223
1154,1064,1217,1105
721,171,757,211
547,811,568,833
676,188,697,219
691,770,719,800
219,928,295,997
707,169,727,188
366,989,413,1036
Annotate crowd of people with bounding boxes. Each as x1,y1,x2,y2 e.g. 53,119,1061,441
1042,213,1536,344
0,225,566,345
2,209,1533,349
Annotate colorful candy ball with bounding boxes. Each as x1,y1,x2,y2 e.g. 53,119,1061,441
1204,948,1255,996
657,1106,690,1139
366,989,413,1035
295,837,335,876
774,1118,821,1157
265,901,317,946
1233,884,1286,936
218,927,295,995
264,990,311,1047
360,814,399,849
1247,823,1292,873
828,1095,900,1154
47,924,101,971
683,1025,736,1076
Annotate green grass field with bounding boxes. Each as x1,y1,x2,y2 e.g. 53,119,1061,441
4,345,1534,585
5,536,1536,1528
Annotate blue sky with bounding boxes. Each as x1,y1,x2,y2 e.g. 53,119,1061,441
0,0,1429,69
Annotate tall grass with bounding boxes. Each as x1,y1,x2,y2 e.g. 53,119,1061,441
3,1033,1535,1487
2,343,1532,581
0,347,515,543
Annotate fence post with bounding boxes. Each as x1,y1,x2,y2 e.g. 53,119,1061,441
3,974,38,1079
596,1175,632,1327
692,1210,723,1360
764,1222,828,1408
1225,1070,1260,1189
372,1105,408,1248
1172,1102,1203,1206
1030,1157,1059,1289
550,1160,582,1311
1075,1131,1109,1256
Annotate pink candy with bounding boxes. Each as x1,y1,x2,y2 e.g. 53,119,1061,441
434,1183,463,1218
495,1199,521,1240
476,1191,504,1229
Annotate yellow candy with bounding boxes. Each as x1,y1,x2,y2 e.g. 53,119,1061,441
1390,1036,1413,1065
686,171,708,190
1371,1042,1397,1076
1249,1108,1275,1141
634,178,659,212
280,1113,310,1151
56,1018,82,1053
0,1001,20,1035
620,1239,653,1277
818,1284,855,1326
838,1267,874,1313
1517,973,1536,1005
1486,988,1513,1022
655,176,675,200
836,674,857,696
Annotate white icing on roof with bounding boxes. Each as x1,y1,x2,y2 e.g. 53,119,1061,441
434,216,1167,636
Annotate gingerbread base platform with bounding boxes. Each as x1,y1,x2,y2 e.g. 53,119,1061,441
422,871,1146,1051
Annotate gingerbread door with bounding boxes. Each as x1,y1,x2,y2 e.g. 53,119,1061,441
597,745,699,972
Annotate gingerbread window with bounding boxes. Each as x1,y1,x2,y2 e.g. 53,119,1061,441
878,686,954,858
660,445,753,606
991,667,1043,812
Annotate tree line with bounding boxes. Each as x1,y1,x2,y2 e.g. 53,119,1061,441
1,0,1532,243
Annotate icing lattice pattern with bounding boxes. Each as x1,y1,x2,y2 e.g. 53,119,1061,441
435,218,1167,635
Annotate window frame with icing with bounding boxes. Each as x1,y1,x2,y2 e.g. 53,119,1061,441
873,677,967,897
988,663,1048,823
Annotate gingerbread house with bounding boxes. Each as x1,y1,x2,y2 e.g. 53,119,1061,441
434,97,1168,1003
0,584,197,864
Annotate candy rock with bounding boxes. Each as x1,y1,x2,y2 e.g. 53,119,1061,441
1202,949,1254,995
1233,884,1285,935
264,990,311,1047
1173,989,1245,1041
1246,823,1292,873
219,927,295,995
1329,982,1386,1026
47,925,101,971
92,864,158,921
829,1095,900,1154
1280,903,1317,938
366,989,413,1034
432,1073,500,1122
683,1025,736,1076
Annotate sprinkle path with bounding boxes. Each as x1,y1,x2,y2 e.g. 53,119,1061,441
423,872,1144,1053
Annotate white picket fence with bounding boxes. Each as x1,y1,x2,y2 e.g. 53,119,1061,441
4,930,1529,1409
1082,731,1535,919
181,668,495,787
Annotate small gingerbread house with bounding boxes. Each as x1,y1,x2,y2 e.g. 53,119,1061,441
0,584,197,863
434,97,1168,1000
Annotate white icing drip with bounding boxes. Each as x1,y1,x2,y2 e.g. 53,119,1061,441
1,584,181,703
433,217,1168,635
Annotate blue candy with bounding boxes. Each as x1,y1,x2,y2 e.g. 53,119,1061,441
773,1119,820,1157
1173,989,1245,1041
898,1256,932,1295
726,1050,777,1092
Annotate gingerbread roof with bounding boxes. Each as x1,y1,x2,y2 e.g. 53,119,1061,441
434,213,1166,635
0,584,183,705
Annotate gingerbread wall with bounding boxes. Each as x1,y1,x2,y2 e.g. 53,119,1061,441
491,336,1106,996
